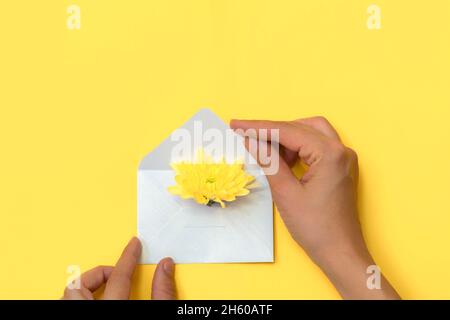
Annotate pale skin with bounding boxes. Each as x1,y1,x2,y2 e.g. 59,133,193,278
62,238,176,300
63,116,400,300
231,117,400,300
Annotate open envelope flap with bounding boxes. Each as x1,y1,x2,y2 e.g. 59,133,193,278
139,108,261,171
137,109,274,264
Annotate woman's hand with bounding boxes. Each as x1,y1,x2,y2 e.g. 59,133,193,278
231,117,400,299
62,237,176,300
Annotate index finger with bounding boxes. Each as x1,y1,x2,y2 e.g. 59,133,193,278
294,116,341,141
230,119,327,165
103,237,142,300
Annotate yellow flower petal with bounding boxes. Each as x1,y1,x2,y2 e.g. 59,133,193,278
167,149,255,208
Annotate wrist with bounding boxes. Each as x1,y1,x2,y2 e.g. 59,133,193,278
310,243,400,299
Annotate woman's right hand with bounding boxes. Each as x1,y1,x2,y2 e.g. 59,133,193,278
231,116,400,299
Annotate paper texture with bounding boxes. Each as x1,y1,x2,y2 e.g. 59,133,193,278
137,109,273,264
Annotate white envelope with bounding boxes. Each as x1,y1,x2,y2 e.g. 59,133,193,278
137,109,273,264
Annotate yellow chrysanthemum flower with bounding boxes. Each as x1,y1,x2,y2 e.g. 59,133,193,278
168,151,255,208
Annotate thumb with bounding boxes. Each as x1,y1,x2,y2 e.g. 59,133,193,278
244,136,301,201
151,258,176,300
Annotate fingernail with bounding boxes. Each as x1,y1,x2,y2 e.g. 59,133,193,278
129,237,142,256
130,236,141,246
163,258,174,276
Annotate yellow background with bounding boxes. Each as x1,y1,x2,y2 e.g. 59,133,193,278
1,1,450,299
